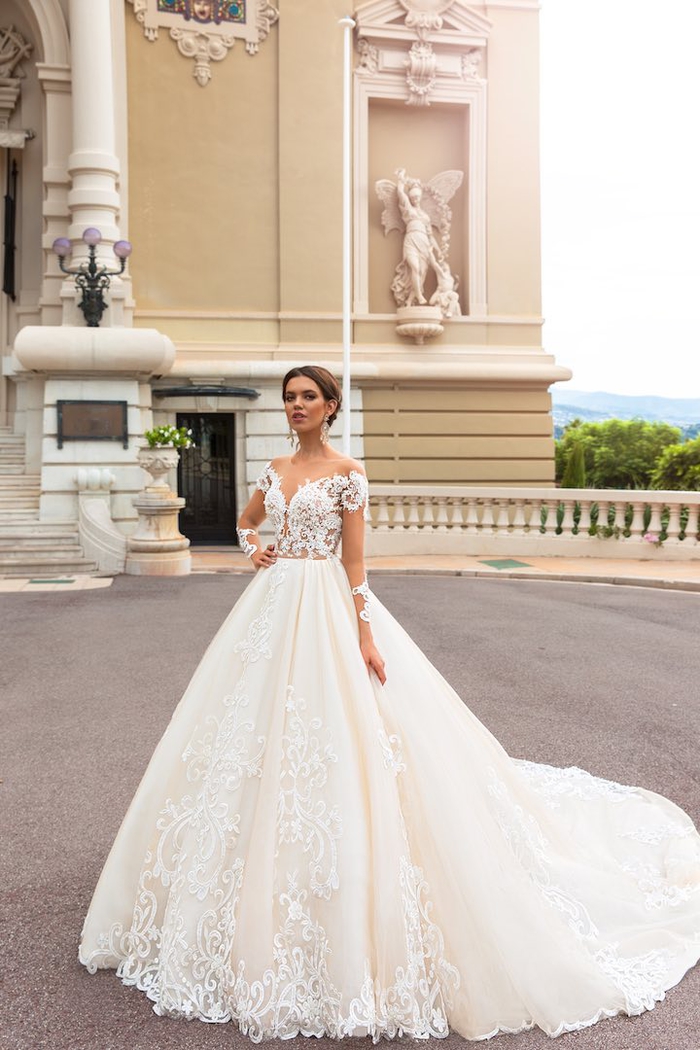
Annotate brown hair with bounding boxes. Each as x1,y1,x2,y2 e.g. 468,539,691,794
282,365,342,426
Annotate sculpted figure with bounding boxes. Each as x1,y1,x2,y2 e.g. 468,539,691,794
429,255,461,318
376,167,463,316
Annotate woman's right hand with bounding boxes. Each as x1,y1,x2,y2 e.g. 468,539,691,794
252,544,277,570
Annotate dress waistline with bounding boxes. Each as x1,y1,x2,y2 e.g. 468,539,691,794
275,554,338,562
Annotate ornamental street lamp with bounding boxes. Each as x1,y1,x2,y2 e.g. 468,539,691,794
52,227,132,327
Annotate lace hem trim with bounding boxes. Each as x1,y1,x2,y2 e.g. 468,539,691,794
84,955,681,1043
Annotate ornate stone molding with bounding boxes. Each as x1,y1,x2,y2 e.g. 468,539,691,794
354,0,490,107
127,0,278,87
0,26,33,135
0,25,32,78
405,41,437,105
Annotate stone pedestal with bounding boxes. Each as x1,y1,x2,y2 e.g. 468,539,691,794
125,446,191,576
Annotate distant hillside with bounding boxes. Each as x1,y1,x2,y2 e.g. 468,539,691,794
551,390,700,440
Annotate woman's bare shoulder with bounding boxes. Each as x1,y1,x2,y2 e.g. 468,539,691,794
328,454,365,478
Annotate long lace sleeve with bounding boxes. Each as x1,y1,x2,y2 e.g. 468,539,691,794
237,462,271,559
340,470,372,625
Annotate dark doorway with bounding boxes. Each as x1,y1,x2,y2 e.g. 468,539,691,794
176,413,236,544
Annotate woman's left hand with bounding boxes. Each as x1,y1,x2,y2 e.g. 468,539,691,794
361,639,386,686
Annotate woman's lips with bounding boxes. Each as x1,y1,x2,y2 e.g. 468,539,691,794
292,414,305,421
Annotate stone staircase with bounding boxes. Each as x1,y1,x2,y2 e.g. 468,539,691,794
0,427,98,577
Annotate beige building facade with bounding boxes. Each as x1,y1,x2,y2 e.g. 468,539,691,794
0,0,570,557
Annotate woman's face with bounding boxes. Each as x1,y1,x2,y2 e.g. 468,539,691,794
283,376,336,439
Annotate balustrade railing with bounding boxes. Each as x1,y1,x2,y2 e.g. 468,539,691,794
366,487,700,560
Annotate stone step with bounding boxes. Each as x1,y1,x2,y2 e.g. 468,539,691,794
0,521,77,537
0,477,41,487
0,512,42,523
0,493,40,503
0,465,25,475
0,502,41,512
0,556,97,577
0,540,84,556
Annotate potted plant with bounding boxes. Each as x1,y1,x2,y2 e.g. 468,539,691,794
138,424,194,493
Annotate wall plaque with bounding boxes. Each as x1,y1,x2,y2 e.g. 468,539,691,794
57,401,129,449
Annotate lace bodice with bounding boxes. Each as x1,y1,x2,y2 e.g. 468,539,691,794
256,462,369,559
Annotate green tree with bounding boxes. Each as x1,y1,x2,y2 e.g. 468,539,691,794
555,418,681,489
561,439,586,488
650,436,700,490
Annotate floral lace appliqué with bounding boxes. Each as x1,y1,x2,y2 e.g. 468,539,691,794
276,686,342,900
514,759,642,808
378,725,406,775
232,859,458,1043
256,463,369,559
78,562,289,1015
487,767,688,1016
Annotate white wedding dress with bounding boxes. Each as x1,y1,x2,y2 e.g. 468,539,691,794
79,464,700,1042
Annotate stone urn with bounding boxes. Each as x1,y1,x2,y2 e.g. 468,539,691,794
125,444,191,576
136,444,180,494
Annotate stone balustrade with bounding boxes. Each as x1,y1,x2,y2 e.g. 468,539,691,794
365,487,700,560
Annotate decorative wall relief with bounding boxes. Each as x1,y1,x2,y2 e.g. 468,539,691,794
353,2,490,318
0,25,32,78
0,25,32,136
376,168,463,343
127,0,278,86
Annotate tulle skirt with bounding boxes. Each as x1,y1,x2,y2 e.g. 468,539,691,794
79,556,700,1041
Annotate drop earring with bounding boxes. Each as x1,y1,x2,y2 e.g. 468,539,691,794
321,416,330,444
288,423,298,449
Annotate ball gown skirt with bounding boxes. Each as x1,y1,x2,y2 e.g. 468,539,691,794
79,555,700,1042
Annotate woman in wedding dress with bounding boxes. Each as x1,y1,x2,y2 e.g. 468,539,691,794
79,365,700,1042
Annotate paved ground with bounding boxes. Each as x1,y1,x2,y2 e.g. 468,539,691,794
2,574,699,1050
191,548,700,592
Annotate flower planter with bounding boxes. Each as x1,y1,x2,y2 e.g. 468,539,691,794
137,444,181,494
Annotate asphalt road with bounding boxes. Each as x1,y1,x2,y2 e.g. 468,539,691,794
2,575,699,1050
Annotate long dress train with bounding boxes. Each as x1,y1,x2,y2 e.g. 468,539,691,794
79,464,700,1042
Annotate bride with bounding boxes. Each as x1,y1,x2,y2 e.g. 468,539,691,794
79,365,700,1042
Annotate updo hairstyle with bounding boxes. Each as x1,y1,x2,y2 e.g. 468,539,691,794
282,365,342,427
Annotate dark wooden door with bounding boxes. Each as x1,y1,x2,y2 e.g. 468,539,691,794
176,413,236,544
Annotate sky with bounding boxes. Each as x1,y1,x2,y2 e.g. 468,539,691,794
539,0,700,398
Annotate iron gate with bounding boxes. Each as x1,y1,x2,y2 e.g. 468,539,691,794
176,413,236,544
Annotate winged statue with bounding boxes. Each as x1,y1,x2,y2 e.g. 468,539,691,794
375,168,463,317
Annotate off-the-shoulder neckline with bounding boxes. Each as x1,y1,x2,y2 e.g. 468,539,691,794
265,462,366,509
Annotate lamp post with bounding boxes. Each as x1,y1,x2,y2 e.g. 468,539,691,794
339,15,355,457
52,228,132,327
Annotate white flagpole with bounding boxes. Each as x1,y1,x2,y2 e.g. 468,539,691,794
339,16,355,457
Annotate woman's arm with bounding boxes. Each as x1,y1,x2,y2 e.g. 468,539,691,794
340,472,386,685
237,488,277,570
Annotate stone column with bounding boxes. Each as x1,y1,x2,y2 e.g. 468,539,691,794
65,0,131,325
